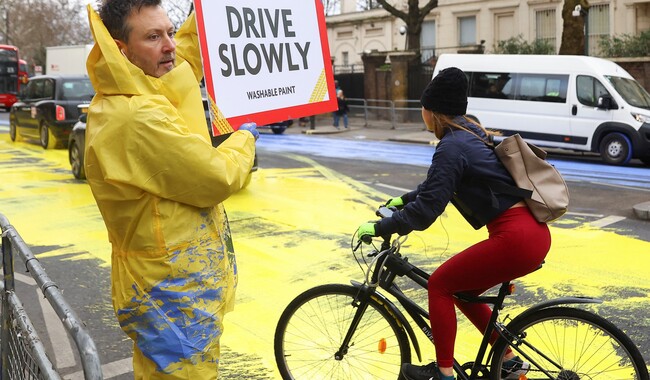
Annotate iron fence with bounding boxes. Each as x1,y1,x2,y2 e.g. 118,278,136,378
1,213,103,380
346,98,424,129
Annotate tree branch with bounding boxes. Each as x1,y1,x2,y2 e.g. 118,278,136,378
419,0,438,23
375,0,408,21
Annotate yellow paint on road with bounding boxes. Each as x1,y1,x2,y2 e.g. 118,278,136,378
0,135,648,378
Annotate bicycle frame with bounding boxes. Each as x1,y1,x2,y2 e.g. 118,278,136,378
344,238,602,380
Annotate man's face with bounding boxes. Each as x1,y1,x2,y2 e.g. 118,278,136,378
118,6,176,78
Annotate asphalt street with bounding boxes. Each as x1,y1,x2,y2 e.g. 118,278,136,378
0,112,649,379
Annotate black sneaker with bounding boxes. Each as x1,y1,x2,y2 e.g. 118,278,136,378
501,356,530,380
401,362,441,380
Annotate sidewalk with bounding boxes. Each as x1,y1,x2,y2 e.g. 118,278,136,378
284,115,439,145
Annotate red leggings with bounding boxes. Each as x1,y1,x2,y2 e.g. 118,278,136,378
428,207,551,368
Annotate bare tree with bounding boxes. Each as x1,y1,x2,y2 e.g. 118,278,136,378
322,0,340,15
0,0,92,69
374,0,438,53
164,0,192,29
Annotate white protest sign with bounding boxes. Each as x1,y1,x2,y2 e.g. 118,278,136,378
194,0,337,136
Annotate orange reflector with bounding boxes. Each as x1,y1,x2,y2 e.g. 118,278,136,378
518,374,528,380
508,283,516,294
378,338,387,354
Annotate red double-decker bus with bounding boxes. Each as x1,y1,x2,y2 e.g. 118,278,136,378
0,44,20,110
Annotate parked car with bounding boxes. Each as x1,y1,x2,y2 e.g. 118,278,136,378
69,95,258,181
9,75,94,149
68,104,88,179
259,119,293,134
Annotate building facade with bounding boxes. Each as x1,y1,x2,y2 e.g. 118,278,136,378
326,0,650,71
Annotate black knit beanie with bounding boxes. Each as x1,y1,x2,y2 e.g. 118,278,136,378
420,67,468,115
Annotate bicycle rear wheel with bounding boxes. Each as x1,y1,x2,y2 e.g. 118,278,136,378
491,307,649,380
274,283,411,380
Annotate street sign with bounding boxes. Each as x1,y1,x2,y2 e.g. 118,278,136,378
194,0,337,136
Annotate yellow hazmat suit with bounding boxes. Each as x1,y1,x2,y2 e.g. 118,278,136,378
84,6,255,378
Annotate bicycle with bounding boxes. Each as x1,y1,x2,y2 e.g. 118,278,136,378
274,206,649,380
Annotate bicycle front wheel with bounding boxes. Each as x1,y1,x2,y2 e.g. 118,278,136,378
274,283,411,380
491,306,649,380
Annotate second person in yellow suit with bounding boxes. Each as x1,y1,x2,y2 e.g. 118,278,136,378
84,0,258,378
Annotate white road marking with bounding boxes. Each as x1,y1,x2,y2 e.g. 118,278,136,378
588,181,650,193
64,357,133,379
15,272,36,285
15,271,76,368
40,291,76,368
567,211,604,218
590,215,626,228
364,181,409,193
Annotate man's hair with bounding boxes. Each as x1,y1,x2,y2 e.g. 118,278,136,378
99,0,162,42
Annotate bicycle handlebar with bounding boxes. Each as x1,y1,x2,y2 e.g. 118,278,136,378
356,206,398,247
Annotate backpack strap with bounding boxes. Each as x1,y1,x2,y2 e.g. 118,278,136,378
462,129,534,203
469,177,533,209
480,178,533,199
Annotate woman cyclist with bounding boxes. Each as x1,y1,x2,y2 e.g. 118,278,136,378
357,67,551,380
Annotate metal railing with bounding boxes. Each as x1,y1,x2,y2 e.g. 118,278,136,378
347,98,425,129
1,214,103,380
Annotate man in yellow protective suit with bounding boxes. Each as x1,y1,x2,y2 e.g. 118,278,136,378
84,1,257,378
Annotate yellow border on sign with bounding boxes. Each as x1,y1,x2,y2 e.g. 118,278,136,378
309,69,328,103
209,94,234,135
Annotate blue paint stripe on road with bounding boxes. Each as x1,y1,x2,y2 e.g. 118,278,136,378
258,134,435,167
257,134,650,189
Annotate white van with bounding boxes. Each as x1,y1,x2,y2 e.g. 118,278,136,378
433,54,650,166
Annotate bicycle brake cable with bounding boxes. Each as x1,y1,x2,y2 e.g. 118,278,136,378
392,234,408,251
363,235,411,287
364,250,389,288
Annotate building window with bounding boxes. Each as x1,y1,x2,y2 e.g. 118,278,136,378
588,4,609,56
342,51,349,66
459,16,477,46
636,3,650,33
494,12,515,45
535,9,556,51
357,0,382,10
421,20,436,62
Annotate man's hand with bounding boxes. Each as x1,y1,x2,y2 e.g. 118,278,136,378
385,197,404,208
357,222,377,244
239,122,259,140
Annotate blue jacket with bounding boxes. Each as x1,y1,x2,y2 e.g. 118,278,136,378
375,117,522,235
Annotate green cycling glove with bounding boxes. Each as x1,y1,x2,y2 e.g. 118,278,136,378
385,197,404,208
357,222,377,244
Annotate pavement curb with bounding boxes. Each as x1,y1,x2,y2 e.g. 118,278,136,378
389,136,438,145
632,201,650,220
296,124,438,145
302,126,350,135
